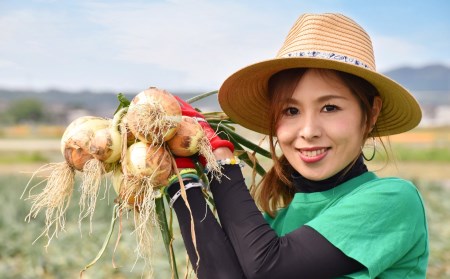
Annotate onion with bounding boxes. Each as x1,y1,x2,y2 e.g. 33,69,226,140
61,116,111,171
70,110,126,227
89,128,120,162
127,87,182,144
124,141,172,187
167,116,222,178
118,141,172,223
112,159,162,263
89,108,127,164
167,116,205,156
23,115,110,244
117,141,173,262
62,115,123,229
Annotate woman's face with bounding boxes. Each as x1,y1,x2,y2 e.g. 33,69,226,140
276,69,370,181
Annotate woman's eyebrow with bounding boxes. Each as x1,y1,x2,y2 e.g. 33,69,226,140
285,95,348,104
316,94,348,102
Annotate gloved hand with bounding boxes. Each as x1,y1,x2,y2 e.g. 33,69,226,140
172,96,234,169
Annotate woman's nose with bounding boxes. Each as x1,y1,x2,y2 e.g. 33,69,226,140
298,115,322,141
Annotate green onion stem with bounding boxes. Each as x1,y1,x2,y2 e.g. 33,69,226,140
224,135,267,177
79,204,119,277
192,161,216,208
155,198,179,279
186,90,218,104
210,123,272,159
237,150,267,177
194,160,209,186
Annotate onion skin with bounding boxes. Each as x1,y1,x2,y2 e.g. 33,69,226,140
127,87,182,144
61,116,110,171
124,141,173,187
167,116,203,156
63,140,94,171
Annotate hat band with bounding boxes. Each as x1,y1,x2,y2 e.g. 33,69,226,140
282,51,372,70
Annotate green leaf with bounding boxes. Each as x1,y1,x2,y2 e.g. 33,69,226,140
114,93,131,115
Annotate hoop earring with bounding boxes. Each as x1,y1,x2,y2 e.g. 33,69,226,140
361,137,376,161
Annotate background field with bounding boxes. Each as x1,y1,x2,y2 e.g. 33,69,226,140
0,126,449,278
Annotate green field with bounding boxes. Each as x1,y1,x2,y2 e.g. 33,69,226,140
1,173,195,279
1,128,450,278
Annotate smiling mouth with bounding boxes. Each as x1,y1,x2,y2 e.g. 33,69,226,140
300,148,329,157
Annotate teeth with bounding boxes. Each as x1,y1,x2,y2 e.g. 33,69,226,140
302,148,327,157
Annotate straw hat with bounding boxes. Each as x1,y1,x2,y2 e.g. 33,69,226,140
218,13,422,137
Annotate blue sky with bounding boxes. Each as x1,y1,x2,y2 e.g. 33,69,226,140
1,0,449,93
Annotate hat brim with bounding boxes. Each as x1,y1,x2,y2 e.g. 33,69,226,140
218,57,422,137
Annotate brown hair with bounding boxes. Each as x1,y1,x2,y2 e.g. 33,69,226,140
253,68,381,217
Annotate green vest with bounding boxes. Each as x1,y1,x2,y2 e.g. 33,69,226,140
265,172,429,278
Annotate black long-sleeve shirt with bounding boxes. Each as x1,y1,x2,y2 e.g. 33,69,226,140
169,158,367,279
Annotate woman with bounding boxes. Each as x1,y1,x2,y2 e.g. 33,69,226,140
167,13,428,278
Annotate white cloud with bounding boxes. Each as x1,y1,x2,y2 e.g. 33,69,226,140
0,59,18,69
80,0,284,90
0,9,68,55
3,1,446,92
1,0,290,92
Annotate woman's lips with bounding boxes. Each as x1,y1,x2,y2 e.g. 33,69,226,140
298,147,329,163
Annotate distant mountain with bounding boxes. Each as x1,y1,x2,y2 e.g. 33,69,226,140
0,88,220,123
0,64,449,121
383,64,450,91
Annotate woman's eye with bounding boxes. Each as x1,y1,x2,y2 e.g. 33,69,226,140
283,107,299,116
322,104,339,112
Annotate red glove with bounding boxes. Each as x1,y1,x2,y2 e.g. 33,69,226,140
173,96,234,169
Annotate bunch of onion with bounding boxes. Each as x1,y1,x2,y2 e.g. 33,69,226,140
22,115,112,245
23,88,273,278
67,88,189,276
84,90,271,278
